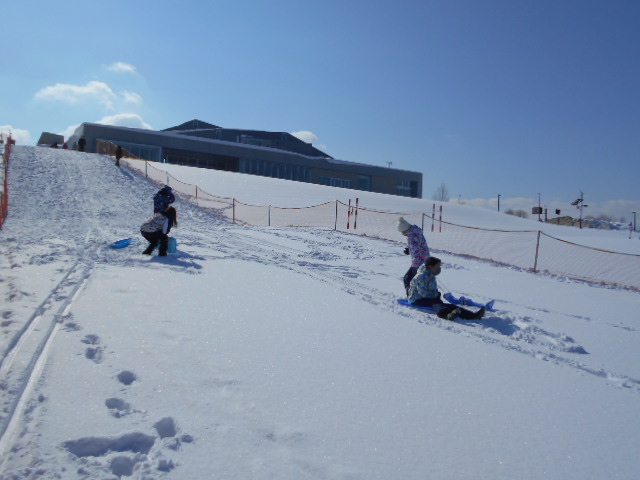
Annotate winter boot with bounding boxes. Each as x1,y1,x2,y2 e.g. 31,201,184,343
473,307,486,320
143,246,154,255
446,308,461,321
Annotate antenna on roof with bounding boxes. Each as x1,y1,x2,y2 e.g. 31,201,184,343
386,161,393,168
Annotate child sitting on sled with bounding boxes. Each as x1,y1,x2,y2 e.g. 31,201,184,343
408,256,485,321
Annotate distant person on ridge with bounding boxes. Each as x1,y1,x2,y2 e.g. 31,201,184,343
408,256,485,321
153,185,175,213
398,216,429,295
115,145,123,167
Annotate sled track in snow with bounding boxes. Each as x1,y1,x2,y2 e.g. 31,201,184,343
0,258,94,456
204,226,640,393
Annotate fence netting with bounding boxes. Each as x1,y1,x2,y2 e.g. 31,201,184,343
123,158,640,291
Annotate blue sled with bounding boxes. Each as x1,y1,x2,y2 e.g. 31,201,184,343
168,237,177,254
111,238,132,249
397,296,495,314
443,293,495,311
397,298,436,314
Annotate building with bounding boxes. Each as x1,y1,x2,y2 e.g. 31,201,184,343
68,120,422,198
37,132,65,147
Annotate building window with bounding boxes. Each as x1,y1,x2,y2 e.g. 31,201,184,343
319,176,352,188
396,180,412,197
239,158,311,183
357,175,371,191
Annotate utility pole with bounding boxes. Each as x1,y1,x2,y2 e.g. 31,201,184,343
498,194,501,212
538,193,541,222
571,192,588,229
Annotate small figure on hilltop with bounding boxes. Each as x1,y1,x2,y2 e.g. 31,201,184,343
408,257,485,321
153,185,175,213
78,136,87,152
115,145,123,167
140,206,178,256
398,217,430,295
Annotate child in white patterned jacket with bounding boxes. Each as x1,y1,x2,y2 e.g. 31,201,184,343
140,206,177,256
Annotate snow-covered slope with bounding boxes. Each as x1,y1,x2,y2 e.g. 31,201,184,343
0,146,639,479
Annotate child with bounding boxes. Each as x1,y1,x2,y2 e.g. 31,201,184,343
398,217,430,295
153,185,175,213
140,207,177,256
408,256,485,321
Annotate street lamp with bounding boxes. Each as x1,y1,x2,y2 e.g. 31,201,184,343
498,194,501,212
538,193,541,222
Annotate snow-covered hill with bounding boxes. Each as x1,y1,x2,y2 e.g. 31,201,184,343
1,146,639,479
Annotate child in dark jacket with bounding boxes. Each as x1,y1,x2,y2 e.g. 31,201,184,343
153,186,175,213
140,207,177,256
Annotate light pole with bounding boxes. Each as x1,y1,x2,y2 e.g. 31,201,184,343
498,194,501,212
538,193,541,222
633,212,637,232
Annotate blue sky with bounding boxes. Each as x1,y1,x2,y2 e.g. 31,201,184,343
2,0,639,221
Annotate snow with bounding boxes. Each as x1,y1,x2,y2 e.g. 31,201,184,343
1,146,639,479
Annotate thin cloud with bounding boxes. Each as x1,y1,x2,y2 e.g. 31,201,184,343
291,131,318,145
34,81,118,109
107,62,138,75
60,114,153,141
97,113,153,130
464,196,638,222
121,91,143,105
0,125,32,144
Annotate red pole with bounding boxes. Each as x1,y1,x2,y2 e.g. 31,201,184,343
354,198,359,230
439,205,443,233
347,199,351,229
431,204,435,232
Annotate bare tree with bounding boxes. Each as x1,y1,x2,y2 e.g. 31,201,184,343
432,183,449,202
505,209,529,218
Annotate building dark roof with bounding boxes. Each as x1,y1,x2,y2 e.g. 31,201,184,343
163,119,221,131
162,119,332,159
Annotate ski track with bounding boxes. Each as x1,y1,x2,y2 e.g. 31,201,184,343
1,147,639,477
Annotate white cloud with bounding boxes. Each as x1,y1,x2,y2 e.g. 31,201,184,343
34,81,144,111
291,131,318,145
0,125,32,144
464,196,639,223
107,62,138,75
59,114,153,141
60,124,81,140
96,113,153,130
34,81,118,109
121,91,143,105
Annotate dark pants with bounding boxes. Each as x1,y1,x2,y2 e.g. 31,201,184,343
403,266,418,295
412,297,477,320
141,231,168,256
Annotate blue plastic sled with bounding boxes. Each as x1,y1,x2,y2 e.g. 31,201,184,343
443,293,495,311
397,298,436,314
168,237,177,254
111,238,132,249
